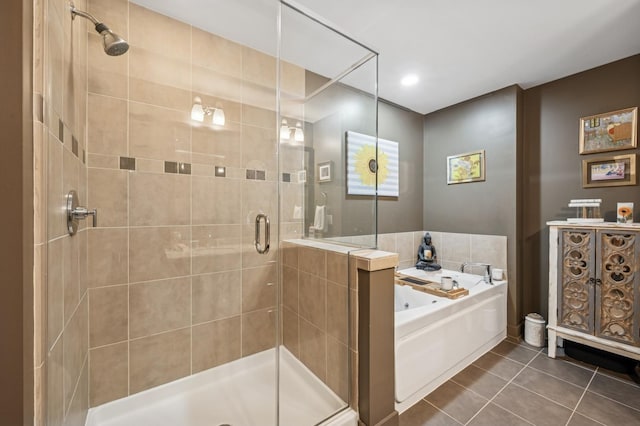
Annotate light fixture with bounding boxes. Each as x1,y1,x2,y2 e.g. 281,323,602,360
400,74,419,87
280,119,304,143
191,96,225,126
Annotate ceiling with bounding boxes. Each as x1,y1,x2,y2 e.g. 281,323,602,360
132,0,640,115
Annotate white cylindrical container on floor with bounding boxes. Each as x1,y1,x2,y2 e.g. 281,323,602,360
524,313,546,347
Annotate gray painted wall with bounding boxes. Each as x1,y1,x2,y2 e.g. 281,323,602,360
307,70,424,239
523,55,640,319
423,85,523,335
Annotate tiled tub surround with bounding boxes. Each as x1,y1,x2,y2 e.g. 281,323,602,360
377,231,508,277
73,0,306,412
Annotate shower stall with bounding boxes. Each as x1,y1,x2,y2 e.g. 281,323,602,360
39,0,378,424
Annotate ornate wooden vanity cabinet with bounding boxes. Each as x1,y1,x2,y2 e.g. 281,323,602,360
547,222,640,360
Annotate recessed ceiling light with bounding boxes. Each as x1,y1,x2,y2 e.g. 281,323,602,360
401,74,419,86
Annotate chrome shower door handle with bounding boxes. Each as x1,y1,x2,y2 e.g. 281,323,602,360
254,213,270,254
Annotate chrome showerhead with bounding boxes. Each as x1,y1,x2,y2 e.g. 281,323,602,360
70,5,129,56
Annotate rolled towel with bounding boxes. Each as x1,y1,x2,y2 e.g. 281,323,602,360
313,205,326,231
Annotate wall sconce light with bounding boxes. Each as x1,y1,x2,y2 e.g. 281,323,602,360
280,119,304,143
191,96,225,126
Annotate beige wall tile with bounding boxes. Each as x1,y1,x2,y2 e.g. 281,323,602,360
470,234,508,270
242,104,276,130
129,172,190,226
87,94,127,156
192,176,241,225
192,67,243,104
192,316,241,373
129,277,191,339
48,132,65,239
440,232,471,265
129,102,190,163
87,153,119,169
241,125,277,172
280,61,305,98
78,230,89,299
191,27,241,77
47,238,64,350
63,295,88,413
282,307,299,357
242,265,276,312
282,265,298,313
191,225,242,275
64,357,88,426
87,33,128,98
89,285,128,348
34,123,46,245
129,328,191,394
89,342,128,407
63,235,80,325
326,336,349,402
299,272,326,330
242,47,276,89
129,226,191,282
327,252,348,286
87,0,128,39
87,228,128,287
299,319,326,382
377,233,396,254
282,243,298,268
87,168,128,227
327,282,348,345
298,247,326,278
129,61,191,111
396,231,415,263
129,3,190,62
34,244,46,366
47,335,64,426
241,308,276,357
280,183,304,223
192,271,241,324
191,122,241,168
47,5,64,121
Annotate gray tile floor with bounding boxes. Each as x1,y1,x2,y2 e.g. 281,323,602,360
399,340,640,426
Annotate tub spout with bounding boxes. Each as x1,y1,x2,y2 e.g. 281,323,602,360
460,262,492,284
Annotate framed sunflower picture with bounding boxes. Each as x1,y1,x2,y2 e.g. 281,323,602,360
447,150,486,184
346,131,399,196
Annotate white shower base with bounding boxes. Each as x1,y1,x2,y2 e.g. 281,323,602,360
86,347,356,426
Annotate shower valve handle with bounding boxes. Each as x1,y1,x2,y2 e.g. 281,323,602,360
66,190,98,236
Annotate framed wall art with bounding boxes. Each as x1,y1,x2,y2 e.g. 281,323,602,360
346,131,399,196
317,161,332,182
582,153,636,188
447,150,486,184
579,107,637,154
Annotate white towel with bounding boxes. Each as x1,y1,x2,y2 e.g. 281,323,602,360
293,205,302,220
313,205,326,231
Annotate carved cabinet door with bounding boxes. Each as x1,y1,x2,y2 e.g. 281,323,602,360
595,231,640,346
558,229,596,334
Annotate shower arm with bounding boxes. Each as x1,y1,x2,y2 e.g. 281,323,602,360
70,4,113,37
70,5,101,26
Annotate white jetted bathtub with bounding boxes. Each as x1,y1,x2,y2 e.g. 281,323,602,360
394,268,507,413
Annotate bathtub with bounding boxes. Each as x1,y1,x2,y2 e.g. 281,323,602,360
394,268,507,413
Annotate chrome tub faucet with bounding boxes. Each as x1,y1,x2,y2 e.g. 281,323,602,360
460,262,493,284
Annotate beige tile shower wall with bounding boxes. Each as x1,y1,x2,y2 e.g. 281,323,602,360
36,0,91,424
380,231,508,275
85,0,305,407
281,242,353,406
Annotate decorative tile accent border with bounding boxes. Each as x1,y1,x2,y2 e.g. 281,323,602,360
119,157,136,171
214,166,226,177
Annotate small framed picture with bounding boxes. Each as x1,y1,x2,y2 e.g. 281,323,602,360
447,150,486,184
582,154,636,188
617,202,634,223
297,169,306,183
579,107,637,154
318,161,332,182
